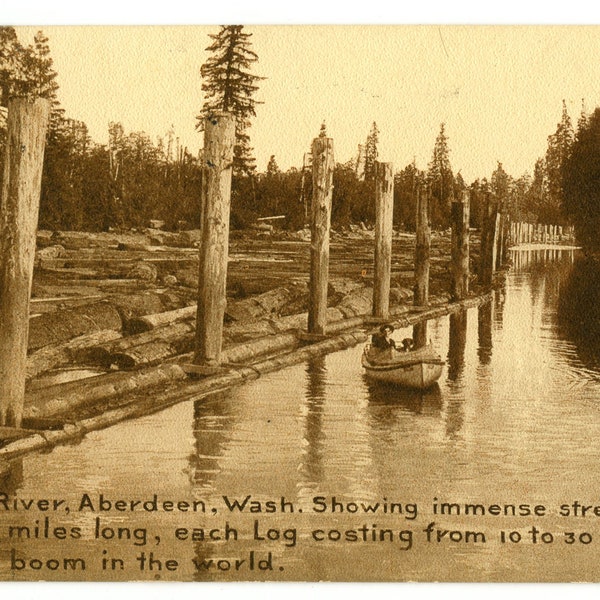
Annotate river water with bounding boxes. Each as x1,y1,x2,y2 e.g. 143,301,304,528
3,246,600,582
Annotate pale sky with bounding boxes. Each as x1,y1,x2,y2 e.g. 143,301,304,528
13,25,600,182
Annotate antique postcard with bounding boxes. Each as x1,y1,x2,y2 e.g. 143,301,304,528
0,23,600,587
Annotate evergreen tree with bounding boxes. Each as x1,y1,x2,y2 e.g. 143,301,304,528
0,26,19,107
545,100,574,221
196,25,263,176
577,99,590,139
266,154,280,176
0,28,59,104
491,162,510,208
427,123,454,228
562,107,600,250
364,121,379,181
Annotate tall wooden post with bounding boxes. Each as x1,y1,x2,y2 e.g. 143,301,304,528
414,183,430,306
308,136,334,335
480,192,498,287
194,112,235,367
450,191,470,300
494,211,504,270
413,183,431,349
492,213,501,270
0,97,50,427
372,161,394,319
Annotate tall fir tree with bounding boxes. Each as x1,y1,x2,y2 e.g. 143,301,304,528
577,99,589,140
562,107,600,250
364,121,379,181
427,123,454,228
196,25,263,176
0,26,19,107
318,121,327,138
545,100,574,221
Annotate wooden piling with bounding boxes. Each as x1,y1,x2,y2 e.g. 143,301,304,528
450,192,470,300
0,97,50,427
414,183,430,306
493,212,502,270
308,136,334,335
495,210,506,270
448,309,468,381
480,192,498,287
372,161,394,319
194,112,235,367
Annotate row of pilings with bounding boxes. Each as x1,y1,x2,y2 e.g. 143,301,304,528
0,104,559,429
510,221,575,245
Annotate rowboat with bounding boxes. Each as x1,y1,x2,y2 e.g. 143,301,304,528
361,344,445,389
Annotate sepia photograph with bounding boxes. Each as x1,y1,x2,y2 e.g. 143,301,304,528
1,20,600,585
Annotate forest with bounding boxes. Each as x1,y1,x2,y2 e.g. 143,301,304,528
0,26,594,241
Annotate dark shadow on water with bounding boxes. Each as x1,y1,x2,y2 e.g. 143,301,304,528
477,300,493,365
301,356,326,484
558,254,600,370
447,309,467,382
364,376,442,417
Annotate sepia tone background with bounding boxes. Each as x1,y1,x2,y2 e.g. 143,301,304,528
11,25,600,181
3,12,600,598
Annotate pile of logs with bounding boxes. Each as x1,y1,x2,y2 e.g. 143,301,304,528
25,280,414,381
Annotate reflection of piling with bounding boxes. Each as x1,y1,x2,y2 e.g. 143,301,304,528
447,309,468,381
0,98,50,427
303,356,327,485
194,113,235,367
308,137,334,335
450,192,470,300
477,300,493,364
414,184,430,306
373,162,394,319
479,192,499,287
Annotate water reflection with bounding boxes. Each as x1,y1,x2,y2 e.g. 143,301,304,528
364,378,442,417
301,357,326,487
558,255,600,369
7,246,600,582
477,301,493,365
190,391,232,494
447,309,467,382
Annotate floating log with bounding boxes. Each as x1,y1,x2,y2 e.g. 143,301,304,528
78,321,196,367
126,305,197,334
28,301,123,351
111,337,194,370
0,98,51,427
225,285,305,322
27,329,122,379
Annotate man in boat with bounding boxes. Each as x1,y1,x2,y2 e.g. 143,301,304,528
371,324,397,350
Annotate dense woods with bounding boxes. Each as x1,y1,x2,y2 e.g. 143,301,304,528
0,26,594,239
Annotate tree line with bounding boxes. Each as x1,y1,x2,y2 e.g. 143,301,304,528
0,25,594,240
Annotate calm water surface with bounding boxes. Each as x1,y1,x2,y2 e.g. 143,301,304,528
3,247,600,582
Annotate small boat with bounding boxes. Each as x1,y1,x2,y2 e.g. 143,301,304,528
361,344,445,389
